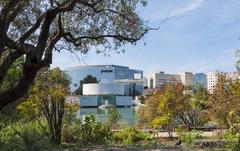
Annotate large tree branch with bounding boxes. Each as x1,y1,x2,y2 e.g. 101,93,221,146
0,0,22,33
41,14,64,67
0,50,23,85
0,62,40,110
18,14,46,44
63,28,149,47
31,1,77,62
18,1,75,44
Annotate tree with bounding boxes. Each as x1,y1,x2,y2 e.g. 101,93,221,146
138,84,191,131
107,108,121,129
209,73,240,129
0,56,24,129
18,67,71,145
74,74,98,95
0,0,150,110
191,85,209,110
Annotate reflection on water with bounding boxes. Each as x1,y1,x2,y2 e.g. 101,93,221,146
79,107,139,125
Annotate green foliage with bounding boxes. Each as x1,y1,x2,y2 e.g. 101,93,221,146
0,121,52,151
107,109,121,128
138,84,191,129
62,115,112,145
191,85,209,110
209,73,240,128
0,101,21,130
0,55,23,92
74,75,98,95
63,100,80,124
232,136,240,151
113,127,151,145
18,67,71,145
139,96,145,104
177,129,202,145
228,111,240,134
222,132,240,151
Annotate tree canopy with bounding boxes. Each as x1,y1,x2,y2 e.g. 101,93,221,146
0,0,150,110
209,73,240,129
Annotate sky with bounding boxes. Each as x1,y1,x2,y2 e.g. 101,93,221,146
52,0,240,76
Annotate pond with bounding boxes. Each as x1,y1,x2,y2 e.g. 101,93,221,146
79,107,139,126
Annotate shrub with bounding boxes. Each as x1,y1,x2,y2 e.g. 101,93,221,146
222,132,240,150
0,121,51,151
107,109,121,125
62,115,113,145
177,129,202,145
113,127,151,145
233,136,240,151
62,120,82,143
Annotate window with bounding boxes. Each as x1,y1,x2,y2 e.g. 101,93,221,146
101,70,113,73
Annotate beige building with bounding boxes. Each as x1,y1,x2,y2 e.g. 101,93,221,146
147,71,185,89
179,72,194,86
147,71,194,89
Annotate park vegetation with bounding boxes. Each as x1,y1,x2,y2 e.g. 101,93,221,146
137,61,240,149
0,0,240,150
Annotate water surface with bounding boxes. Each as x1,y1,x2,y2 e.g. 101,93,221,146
79,107,139,125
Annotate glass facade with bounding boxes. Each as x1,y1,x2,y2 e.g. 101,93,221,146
98,95,116,106
193,73,208,88
65,65,143,92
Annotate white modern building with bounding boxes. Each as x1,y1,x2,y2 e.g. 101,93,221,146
65,65,143,92
207,71,219,94
207,71,240,94
80,79,132,107
114,79,144,96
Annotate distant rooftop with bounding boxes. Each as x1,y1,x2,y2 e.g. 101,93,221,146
65,65,143,71
65,64,130,69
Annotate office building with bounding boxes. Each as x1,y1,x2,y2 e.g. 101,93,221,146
65,65,143,92
147,71,194,89
193,73,208,88
147,71,181,89
179,72,193,86
80,79,132,107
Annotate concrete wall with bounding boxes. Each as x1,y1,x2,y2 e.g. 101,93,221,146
83,83,125,95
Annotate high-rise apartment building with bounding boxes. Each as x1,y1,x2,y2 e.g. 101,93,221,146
207,71,218,94
207,71,240,93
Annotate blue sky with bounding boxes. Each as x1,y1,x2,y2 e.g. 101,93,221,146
52,0,240,76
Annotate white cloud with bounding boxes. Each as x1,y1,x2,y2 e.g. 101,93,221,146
169,0,204,17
